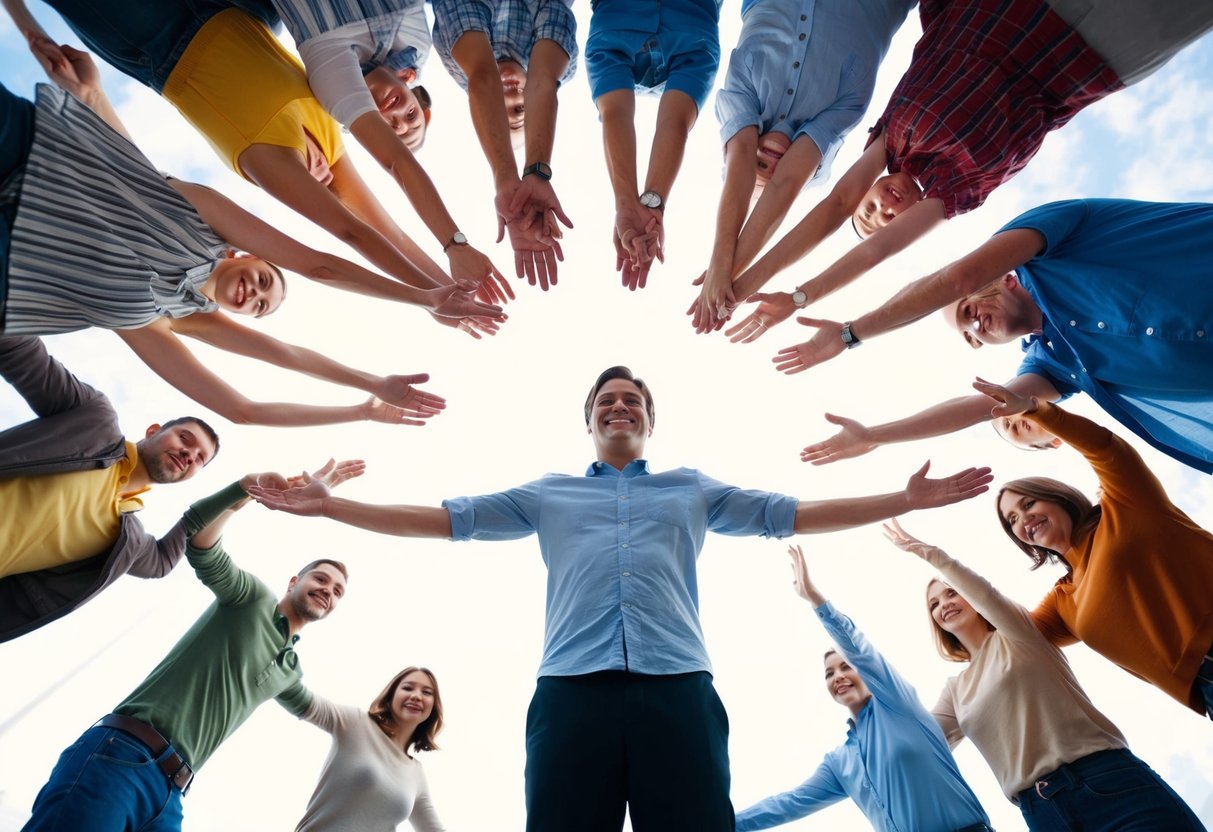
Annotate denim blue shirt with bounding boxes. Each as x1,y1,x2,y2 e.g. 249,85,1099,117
735,603,989,832
431,0,578,91
444,460,797,677
1004,199,1213,473
715,0,914,187
585,0,722,109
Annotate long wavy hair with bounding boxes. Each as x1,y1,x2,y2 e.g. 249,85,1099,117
996,477,1101,571
368,666,443,753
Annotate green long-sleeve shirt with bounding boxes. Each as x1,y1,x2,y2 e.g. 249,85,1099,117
114,481,313,769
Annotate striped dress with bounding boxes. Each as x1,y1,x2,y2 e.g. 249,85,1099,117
1,84,224,336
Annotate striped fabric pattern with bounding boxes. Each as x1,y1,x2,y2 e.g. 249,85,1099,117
2,85,224,336
274,0,412,43
870,0,1122,218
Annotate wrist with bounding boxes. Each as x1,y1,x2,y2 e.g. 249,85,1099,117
522,161,552,181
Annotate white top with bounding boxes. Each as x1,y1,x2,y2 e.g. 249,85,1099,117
925,550,1125,799
297,9,431,129
295,696,445,832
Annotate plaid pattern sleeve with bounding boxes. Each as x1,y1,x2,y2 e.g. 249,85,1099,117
532,0,578,82
873,0,1121,218
432,0,495,88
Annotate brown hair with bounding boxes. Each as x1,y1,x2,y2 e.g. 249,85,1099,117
147,417,221,462
925,579,995,663
996,477,1101,571
369,666,444,753
583,366,656,426
296,558,349,580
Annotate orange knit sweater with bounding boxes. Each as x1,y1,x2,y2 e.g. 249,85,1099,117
1025,403,1213,713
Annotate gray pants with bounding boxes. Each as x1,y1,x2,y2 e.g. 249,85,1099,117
1046,0,1213,85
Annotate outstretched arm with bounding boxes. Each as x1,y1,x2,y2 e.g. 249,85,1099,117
168,312,446,418
169,180,503,322
451,31,521,201
800,373,1062,465
792,461,992,533
22,37,133,142
116,322,432,427
247,475,452,537
769,227,1046,375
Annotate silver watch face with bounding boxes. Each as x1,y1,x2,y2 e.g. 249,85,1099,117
791,290,808,308
639,191,663,209
451,232,468,246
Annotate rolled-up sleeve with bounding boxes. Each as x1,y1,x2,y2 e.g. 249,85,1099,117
443,479,545,541
698,472,797,538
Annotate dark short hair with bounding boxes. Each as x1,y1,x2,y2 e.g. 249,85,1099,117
989,419,1057,451
369,666,444,753
297,558,349,580
926,579,995,663
413,84,432,111
583,366,655,426
996,477,1100,571
153,417,220,462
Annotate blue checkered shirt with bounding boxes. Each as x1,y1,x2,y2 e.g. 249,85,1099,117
274,0,425,73
432,0,578,91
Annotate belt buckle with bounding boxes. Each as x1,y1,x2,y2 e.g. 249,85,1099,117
168,759,194,795
1034,779,1050,800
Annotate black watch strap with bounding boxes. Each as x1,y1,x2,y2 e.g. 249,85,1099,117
841,322,862,349
523,161,552,181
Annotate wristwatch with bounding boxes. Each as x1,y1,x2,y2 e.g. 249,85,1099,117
790,290,808,308
840,322,861,349
639,190,665,211
522,161,552,181
442,231,468,252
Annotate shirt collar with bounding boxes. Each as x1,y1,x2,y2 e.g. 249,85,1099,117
586,458,651,477
274,610,301,645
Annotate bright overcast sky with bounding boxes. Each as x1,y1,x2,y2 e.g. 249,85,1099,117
1,4,1212,830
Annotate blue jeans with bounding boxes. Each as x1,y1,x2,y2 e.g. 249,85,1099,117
1017,748,1202,832
22,725,184,832
524,671,733,832
41,0,280,92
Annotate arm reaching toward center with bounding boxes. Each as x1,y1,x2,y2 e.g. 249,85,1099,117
792,461,992,533
247,475,452,538
800,373,1061,465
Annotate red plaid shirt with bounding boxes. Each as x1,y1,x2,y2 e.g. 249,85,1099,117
867,0,1122,218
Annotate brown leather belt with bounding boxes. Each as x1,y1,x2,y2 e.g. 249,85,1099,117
97,714,194,794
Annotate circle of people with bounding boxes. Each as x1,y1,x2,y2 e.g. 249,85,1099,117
1,0,1210,830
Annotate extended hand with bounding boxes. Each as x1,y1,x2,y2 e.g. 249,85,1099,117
973,376,1037,418
787,544,817,603
903,461,993,510
429,311,501,340
689,267,737,333
246,475,332,517
376,374,446,420
506,177,574,236
772,317,845,374
500,216,564,291
725,292,798,343
361,395,440,426
447,245,514,306
881,517,948,563
800,413,877,465
423,282,507,322
28,38,99,100
614,202,664,291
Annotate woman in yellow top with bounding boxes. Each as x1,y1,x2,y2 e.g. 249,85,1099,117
4,0,514,337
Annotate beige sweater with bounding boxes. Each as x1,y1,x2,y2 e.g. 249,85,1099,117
926,550,1125,799
295,696,445,832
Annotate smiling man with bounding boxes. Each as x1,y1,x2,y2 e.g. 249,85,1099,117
0,336,220,642
246,364,992,832
790,199,1213,475
21,480,349,832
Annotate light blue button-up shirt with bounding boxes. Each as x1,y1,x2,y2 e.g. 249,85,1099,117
444,460,796,677
714,0,914,186
1006,199,1213,473
735,603,989,832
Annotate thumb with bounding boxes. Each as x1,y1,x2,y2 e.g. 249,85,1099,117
912,459,932,479
795,316,830,328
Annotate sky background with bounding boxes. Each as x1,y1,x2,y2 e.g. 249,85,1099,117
1,4,1212,830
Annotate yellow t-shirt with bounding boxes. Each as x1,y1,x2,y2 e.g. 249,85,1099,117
162,8,345,180
0,441,149,578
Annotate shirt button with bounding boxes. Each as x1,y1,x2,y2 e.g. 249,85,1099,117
800,13,806,19
1198,330,1206,337
623,602,632,608
619,495,628,500
622,571,631,577
1097,321,1106,329
621,543,629,549
1069,320,1076,326
793,61,800,69
1081,367,1087,373
777,114,786,120
1071,373,1078,379
798,32,806,40
786,88,793,95
1145,327,1155,335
